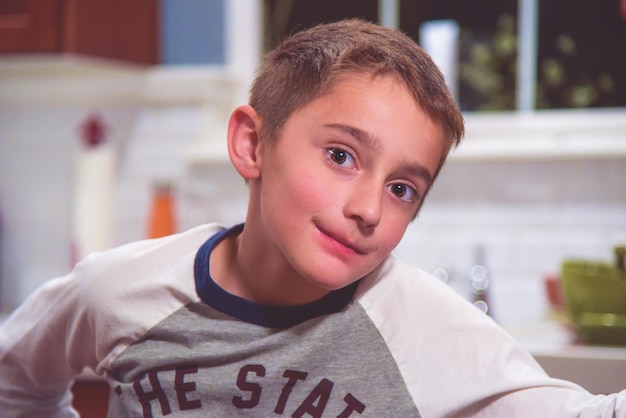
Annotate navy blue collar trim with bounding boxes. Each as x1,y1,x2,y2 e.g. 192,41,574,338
194,223,359,329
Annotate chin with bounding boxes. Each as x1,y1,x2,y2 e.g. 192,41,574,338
291,249,380,292
303,269,363,292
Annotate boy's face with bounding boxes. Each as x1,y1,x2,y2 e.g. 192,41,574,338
250,72,445,299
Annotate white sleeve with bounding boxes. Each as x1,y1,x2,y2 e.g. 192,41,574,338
0,225,210,418
0,269,90,417
358,256,626,418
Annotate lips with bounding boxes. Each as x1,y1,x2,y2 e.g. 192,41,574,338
317,225,367,255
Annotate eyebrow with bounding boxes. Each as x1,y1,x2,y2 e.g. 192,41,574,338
324,123,383,152
323,122,434,184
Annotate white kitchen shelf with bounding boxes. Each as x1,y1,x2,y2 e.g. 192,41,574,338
0,55,243,108
451,109,626,161
0,54,148,107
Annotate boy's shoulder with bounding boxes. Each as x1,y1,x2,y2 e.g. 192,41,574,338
67,222,225,321
75,223,223,279
355,254,487,326
356,255,459,303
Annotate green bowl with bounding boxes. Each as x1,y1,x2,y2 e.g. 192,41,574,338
561,260,626,345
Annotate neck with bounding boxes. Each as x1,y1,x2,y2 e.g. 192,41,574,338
210,224,331,307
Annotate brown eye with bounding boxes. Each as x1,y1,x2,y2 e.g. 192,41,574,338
387,183,418,202
391,184,407,198
326,147,355,168
329,148,347,164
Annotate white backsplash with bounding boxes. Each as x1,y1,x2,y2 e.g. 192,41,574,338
394,159,626,322
0,104,140,309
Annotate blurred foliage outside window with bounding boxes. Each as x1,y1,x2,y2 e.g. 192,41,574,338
264,0,626,112
536,0,626,109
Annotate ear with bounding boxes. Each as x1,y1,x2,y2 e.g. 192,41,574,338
227,105,263,180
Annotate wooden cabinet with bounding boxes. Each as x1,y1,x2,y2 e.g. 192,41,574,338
0,0,158,65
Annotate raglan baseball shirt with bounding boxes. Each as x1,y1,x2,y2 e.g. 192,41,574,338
0,223,625,417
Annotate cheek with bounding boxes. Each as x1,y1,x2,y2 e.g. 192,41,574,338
292,174,333,211
287,155,333,205
384,225,407,250
264,160,330,215
380,207,412,249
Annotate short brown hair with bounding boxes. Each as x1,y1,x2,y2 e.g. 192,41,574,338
249,19,464,157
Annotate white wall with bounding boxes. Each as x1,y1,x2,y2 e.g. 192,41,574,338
395,158,626,322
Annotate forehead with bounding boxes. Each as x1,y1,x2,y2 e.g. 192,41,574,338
309,72,441,139
323,70,408,100
284,72,446,176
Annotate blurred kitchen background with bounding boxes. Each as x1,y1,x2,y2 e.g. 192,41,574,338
1,1,626,386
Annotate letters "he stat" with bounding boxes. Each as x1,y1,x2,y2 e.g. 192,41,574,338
126,363,366,418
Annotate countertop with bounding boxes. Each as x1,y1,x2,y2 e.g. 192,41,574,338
503,319,626,394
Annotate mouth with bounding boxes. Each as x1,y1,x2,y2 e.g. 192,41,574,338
317,225,367,255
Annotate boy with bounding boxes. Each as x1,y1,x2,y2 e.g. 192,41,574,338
0,19,624,417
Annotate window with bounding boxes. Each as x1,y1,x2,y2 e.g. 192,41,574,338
263,0,626,111
399,0,517,111
263,0,377,52
536,0,626,109
160,0,225,65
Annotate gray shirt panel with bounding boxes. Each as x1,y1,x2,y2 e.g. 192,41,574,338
107,301,421,417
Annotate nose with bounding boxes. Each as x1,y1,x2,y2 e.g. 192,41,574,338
344,178,383,229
